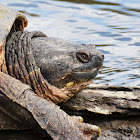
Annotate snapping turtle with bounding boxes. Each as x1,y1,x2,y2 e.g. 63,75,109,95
0,4,104,140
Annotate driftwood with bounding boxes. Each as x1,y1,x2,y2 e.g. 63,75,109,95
0,83,140,139
62,83,140,115
61,83,140,140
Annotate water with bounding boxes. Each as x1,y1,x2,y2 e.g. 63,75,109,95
0,0,140,86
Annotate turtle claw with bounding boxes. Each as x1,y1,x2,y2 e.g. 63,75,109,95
71,115,84,123
77,122,101,139
91,125,101,136
69,115,101,140
83,123,101,136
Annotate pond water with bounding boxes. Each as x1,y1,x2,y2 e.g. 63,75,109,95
1,0,140,86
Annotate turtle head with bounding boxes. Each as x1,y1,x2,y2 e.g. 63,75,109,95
32,37,104,88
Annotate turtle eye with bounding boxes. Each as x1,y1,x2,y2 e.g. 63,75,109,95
76,51,90,63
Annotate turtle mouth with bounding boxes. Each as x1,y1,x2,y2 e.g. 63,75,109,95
54,67,101,88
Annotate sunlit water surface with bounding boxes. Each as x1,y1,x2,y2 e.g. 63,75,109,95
0,0,140,86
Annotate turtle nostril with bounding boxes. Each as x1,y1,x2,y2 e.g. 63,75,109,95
101,54,104,61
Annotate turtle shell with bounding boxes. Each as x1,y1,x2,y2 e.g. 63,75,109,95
0,4,28,73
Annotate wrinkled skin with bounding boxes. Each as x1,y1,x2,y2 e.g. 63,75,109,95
0,72,101,140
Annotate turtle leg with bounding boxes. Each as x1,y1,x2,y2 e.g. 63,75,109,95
0,72,101,140
0,92,38,130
